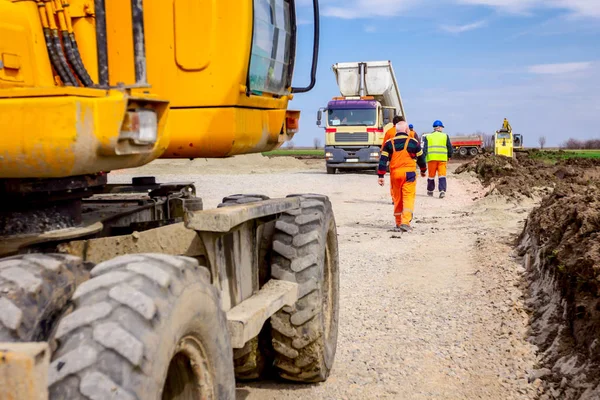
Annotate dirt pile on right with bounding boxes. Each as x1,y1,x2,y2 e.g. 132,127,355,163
517,182,600,400
455,153,599,198
458,152,600,398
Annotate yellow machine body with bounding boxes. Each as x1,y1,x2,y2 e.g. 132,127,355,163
0,0,300,178
494,130,514,158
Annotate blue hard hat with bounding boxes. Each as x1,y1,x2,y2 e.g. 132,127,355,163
433,120,444,128
409,124,414,129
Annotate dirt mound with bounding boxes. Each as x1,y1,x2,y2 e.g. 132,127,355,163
455,153,600,198
455,154,555,197
111,153,319,176
518,183,600,399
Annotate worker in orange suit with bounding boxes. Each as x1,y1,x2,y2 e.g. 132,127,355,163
378,128,427,232
409,124,419,142
382,116,409,204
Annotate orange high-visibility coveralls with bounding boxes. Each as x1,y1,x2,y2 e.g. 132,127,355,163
381,122,415,202
378,133,427,227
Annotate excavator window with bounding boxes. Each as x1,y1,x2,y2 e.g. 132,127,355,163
249,0,293,95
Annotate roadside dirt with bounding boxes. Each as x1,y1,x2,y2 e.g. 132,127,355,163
459,153,600,399
111,154,543,399
518,182,600,400
455,153,600,199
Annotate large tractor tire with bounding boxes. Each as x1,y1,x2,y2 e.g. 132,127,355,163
48,254,235,400
0,254,87,342
270,194,340,383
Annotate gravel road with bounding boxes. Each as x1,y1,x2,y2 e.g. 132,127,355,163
112,155,542,400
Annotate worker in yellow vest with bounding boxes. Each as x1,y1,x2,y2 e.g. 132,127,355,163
423,120,453,198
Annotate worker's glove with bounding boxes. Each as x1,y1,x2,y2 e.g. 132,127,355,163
420,171,427,177
378,178,385,186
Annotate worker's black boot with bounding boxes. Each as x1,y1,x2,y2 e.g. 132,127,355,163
427,191,434,197
440,191,446,199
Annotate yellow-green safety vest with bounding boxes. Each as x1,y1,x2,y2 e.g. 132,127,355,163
426,131,449,162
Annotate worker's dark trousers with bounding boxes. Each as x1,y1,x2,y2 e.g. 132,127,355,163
427,177,447,192
427,161,447,192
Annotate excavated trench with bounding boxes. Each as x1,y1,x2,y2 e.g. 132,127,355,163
457,154,600,400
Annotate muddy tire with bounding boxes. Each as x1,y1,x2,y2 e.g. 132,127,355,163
270,194,339,382
48,254,235,400
469,147,478,157
0,254,87,342
459,147,468,156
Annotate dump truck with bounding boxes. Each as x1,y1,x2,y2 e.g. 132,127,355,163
450,135,484,157
317,61,406,174
0,1,340,399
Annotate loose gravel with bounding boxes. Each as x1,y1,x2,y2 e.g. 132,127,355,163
111,155,542,400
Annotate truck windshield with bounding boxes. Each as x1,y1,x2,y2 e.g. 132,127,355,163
497,132,511,139
328,109,376,127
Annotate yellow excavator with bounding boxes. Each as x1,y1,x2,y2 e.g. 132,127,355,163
0,1,339,399
494,118,524,157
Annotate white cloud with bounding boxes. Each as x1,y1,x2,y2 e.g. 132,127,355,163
309,0,600,19
441,20,487,33
457,0,600,18
321,0,417,19
528,62,592,74
364,25,377,33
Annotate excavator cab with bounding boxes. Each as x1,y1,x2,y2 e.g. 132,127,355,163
513,134,524,149
494,118,517,157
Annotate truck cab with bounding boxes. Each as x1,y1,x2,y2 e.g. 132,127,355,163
318,98,395,174
319,61,404,175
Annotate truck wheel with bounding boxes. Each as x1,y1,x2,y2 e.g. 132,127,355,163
326,167,336,175
469,147,478,156
48,254,235,400
459,147,468,156
0,254,87,342
270,194,340,382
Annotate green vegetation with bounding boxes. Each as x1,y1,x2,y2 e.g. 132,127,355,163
529,150,600,162
262,149,324,157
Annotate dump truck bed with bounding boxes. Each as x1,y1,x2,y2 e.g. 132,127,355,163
332,61,405,117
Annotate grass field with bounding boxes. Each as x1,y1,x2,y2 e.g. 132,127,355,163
529,149,600,161
262,149,324,157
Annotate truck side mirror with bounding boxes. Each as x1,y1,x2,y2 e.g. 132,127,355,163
317,110,322,126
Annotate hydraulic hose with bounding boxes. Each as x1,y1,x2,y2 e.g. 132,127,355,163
54,0,94,86
37,1,73,86
94,0,109,87
44,1,78,86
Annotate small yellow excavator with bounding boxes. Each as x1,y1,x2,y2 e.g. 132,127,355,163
495,118,524,157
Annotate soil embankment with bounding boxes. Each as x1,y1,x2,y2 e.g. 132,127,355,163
457,154,600,399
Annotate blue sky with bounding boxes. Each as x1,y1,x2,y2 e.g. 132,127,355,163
289,0,600,147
